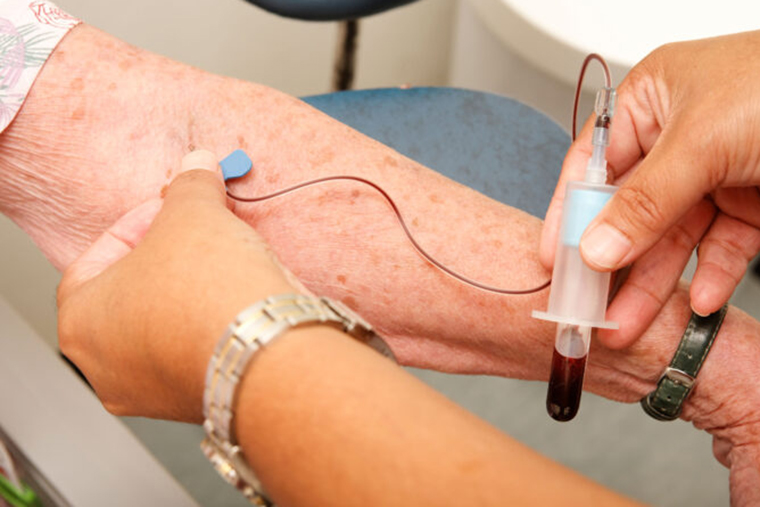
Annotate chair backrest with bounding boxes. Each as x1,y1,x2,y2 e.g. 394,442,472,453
243,0,419,21
303,87,569,218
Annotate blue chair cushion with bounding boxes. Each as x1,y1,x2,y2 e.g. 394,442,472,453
243,0,419,21
303,87,570,218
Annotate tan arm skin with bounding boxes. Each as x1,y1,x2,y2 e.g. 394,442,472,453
3,25,760,504
237,328,644,507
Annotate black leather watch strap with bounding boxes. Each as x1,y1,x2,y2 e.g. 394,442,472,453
641,305,728,421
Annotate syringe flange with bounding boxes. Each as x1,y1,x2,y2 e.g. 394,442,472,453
531,310,618,330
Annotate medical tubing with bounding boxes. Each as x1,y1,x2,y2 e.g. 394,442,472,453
226,54,613,297
572,53,612,141
226,176,551,295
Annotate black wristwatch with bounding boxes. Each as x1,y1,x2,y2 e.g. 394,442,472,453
641,305,728,421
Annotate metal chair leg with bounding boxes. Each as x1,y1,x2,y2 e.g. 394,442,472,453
333,19,360,91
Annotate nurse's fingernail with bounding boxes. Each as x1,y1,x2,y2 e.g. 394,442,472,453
180,150,219,174
580,223,632,270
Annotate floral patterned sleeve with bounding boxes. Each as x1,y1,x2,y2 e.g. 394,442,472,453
0,0,79,132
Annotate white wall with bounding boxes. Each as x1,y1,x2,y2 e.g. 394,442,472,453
56,0,456,95
449,0,592,132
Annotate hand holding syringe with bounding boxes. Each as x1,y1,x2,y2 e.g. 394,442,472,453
533,55,618,421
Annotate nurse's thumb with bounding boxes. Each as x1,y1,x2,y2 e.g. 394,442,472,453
579,128,713,271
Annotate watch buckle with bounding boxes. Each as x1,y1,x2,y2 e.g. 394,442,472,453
660,367,695,389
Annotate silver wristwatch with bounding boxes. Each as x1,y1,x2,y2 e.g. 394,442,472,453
201,294,395,505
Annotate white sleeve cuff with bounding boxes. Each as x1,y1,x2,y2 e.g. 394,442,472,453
0,0,80,132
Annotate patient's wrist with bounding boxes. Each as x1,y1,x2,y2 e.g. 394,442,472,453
0,23,197,267
683,307,760,436
613,286,760,444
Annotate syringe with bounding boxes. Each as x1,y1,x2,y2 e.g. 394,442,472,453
533,85,618,422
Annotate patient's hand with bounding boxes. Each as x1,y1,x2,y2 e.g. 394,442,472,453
592,295,760,506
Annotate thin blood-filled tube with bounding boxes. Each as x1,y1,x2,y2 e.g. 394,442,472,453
227,177,550,295
547,350,587,421
546,324,590,422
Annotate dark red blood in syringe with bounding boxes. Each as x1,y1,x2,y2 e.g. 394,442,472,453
546,349,587,422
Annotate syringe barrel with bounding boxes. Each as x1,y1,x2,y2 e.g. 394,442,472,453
544,181,617,328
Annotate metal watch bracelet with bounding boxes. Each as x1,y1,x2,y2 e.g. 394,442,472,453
201,294,396,505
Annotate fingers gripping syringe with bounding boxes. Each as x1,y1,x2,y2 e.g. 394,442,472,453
533,57,618,422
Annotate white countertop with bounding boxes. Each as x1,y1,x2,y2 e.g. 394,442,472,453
470,0,760,87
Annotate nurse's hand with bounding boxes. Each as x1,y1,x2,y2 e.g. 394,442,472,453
57,151,298,422
540,31,760,349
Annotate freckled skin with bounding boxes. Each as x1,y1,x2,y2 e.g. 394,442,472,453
312,149,336,167
383,155,399,168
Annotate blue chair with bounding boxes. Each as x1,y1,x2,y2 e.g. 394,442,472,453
242,0,422,90
303,87,569,218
